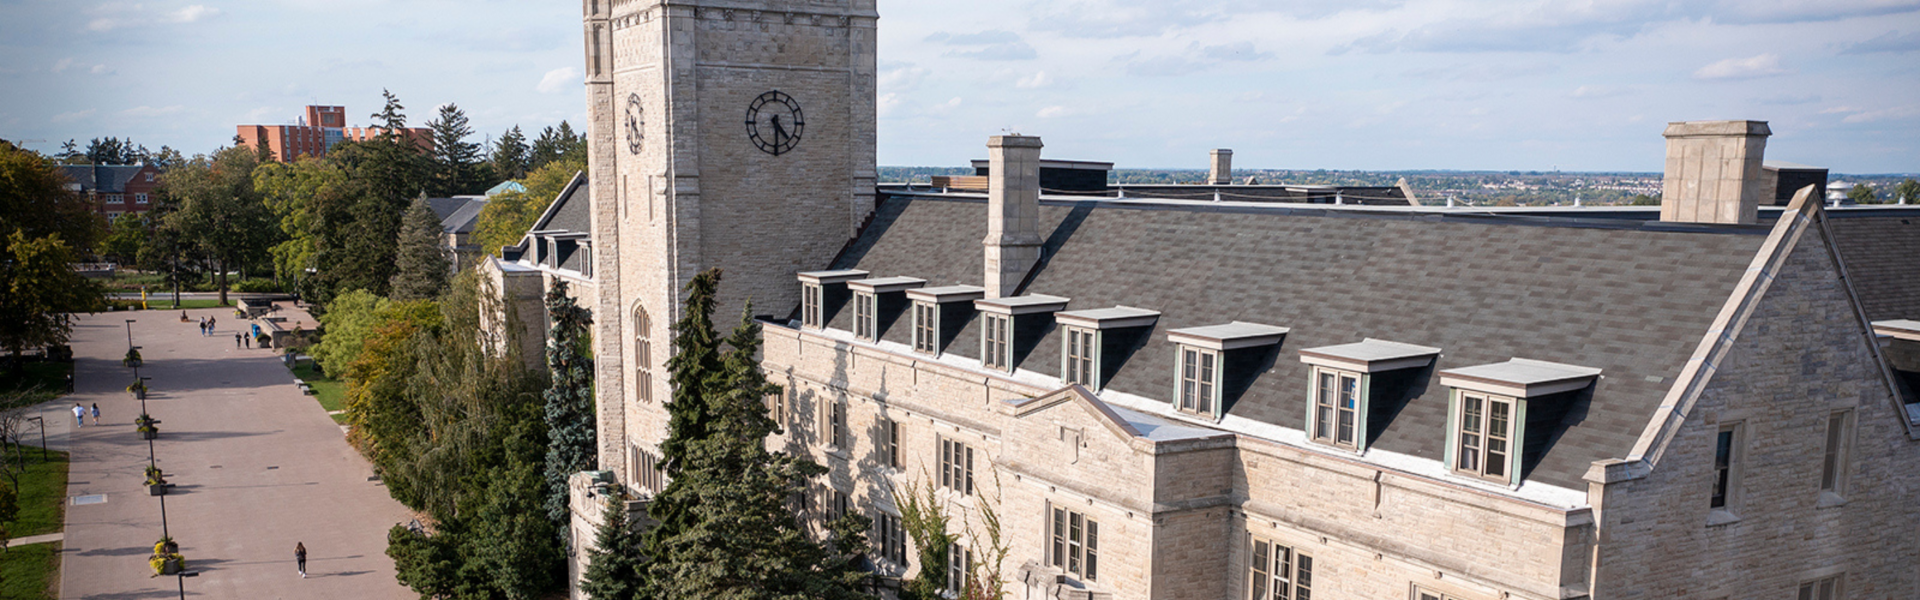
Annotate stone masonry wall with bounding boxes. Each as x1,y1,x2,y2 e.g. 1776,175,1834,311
1590,222,1920,598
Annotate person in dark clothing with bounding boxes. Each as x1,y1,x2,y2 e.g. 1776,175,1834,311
295,542,307,578
235,333,242,348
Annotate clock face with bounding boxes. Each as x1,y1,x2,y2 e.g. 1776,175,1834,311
744,91,804,156
625,94,644,155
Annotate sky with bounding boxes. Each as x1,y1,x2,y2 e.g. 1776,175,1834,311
2,0,1917,173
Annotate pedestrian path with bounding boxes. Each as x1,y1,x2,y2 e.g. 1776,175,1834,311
58,309,414,600
6,533,63,547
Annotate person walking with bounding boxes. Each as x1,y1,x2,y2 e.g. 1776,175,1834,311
90,403,100,426
295,542,307,578
72,403,85,427
234,333,242,348
244,334,252,349
208,316,216,333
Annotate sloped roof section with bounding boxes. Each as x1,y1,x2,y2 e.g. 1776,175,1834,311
1828,212,1920,322
828,194,1772,489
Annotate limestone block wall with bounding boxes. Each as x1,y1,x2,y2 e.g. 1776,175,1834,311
1589,225,1920,598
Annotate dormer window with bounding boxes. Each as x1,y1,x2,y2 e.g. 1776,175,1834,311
1053,307,1159,391
796,270,868,331
1167,322,1288,420
1439,358,1601,486
973,294,1070,374
846,277,926,343
907,286,984,357
1298,339,1441,453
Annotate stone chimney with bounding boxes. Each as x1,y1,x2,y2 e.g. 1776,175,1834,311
984,135,1044,299
1661,120,1771,225
1209,149,1234,185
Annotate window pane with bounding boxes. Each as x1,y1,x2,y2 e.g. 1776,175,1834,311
1823,413,1845,491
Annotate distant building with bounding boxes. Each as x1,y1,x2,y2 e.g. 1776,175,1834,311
1762,161,1829,206
424,196,490,273
58,164,163,222
236,105,433,162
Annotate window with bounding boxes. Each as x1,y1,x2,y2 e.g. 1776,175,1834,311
913,301,938,354
829,489,850,521
1050,507,1099,581
107,194,124,204
1821,410,1852,496
1177,346,1220,417
946,543,973,596
801,283,822,328
1248,537,1313,600
854,292,876,340
1063,327,1096,388
982,314,1011,371
1711,423,1744,511
144,173,154,182
940,437,974,495
1798,575,1843,600
635,308,653,403
880,418,900,469
135,193,149,204
767,389,787,429
1414,588,1472,600
823,399,847,449
874,512,907,566
629,445,663,495
1311,368,1361,449
1454,392,1514,482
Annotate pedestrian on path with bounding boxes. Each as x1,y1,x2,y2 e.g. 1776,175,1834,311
90,403,100,426
244,334,252,349
208,316,216,332
234,333,242,348
295,542,307,578
72,403,85,427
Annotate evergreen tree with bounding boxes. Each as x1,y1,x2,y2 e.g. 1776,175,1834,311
543,281,598,536
427,103,486,196
528,122,587,172
639,269,875,600
581,486,642,600
491,126,530,182
373,89,409,132
389,197,451,301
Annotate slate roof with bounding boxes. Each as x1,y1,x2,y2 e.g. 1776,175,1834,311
823,194,1774,490
440,199,488,235
58,165,149,193
1827,212,1920,322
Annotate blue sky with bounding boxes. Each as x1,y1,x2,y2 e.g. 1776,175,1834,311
3,0,1917,173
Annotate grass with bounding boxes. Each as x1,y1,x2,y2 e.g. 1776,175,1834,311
291,362,348,424
0,363,71,407
3,451,69,538
0,542,59,599
141,299,230,310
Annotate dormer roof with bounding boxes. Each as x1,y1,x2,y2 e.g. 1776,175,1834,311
1300,339,1441,373
1055,307,1160,330
798,270,870,285
1440,359,1602,398
847,276,927,294
1167,322,1289,351
975,294,1070,316
907,285,986,304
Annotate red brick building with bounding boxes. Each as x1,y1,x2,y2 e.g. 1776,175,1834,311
236,104,433,162
58,164,163,222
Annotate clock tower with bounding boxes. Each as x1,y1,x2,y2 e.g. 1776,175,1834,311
579,0,879,494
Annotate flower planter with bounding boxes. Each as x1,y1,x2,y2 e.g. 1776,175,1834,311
160,557,183,575
141,429,157,440
123,359,142,368
149,483,168,496
133,388,146,401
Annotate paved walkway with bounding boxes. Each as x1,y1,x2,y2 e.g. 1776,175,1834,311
8,532,64,546
60,309,414,600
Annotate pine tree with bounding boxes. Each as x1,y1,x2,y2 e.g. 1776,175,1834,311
387,197,450,300
639,268,875,600
581,486,642,600
528,126,563,172
491,126,530,181
373,89,408,131
543,281,598,537
427,103,486,196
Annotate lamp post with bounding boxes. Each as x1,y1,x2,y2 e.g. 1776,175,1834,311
124,319,136,350
175,570,198,600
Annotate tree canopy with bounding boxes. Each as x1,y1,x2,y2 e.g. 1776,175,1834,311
427,103,490,197
0,142,106,366
471,157,586,257
390,198,451,301
158,146,280,304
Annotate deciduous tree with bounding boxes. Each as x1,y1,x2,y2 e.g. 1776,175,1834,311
159,146,279,305
471,157,586,257
1847,183,1879,205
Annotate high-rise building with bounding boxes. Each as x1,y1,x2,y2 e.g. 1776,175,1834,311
235,104,432,161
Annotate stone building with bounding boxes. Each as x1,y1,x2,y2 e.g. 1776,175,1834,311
560,2,1920,599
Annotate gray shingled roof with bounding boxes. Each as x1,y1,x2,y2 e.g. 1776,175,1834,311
58,165,148,193
1828,212,1920,323
825,194,1774,489
440,198,488,235
544,177,592,235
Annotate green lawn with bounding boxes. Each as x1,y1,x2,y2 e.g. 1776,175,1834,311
142,299,231,310
291,363,348,424
0,363,70,406
5,451,69,538
0,542,59,599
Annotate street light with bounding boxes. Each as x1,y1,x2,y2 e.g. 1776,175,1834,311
175,570,198,600
124,319,136,350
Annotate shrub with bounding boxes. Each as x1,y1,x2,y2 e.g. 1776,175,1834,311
234,278,284,294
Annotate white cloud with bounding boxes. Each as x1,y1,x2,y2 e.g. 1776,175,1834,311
52,109,97,123
168,5,220,23
90,64,115,75
1692,54,1791,80
878,93,902,117
1036,106,1072,118
536,67,580,94
51,58,74,73
880,62,930,92
1016,71,1053,89
1838,105,1920,123
120,106,186,118
87,18,117,32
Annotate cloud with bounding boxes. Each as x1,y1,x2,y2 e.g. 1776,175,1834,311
90,64,115,75
51,58,73,73
1036,106,1073,118
52,109,96,123
1015,71,1053,89
1199,42,1271,62
1841,31,1920,54
120,106,186,118
1031,0,1403,38
168,5,219,23
878,93,902,117
1401,63,1558,82
1838,105,1920,123
880,62,930,92
1758,94,1821,105
87,18,117,32
1693,54,1790,80
1126,55,1201,77
536,67,580,94
926,30,1036,61
1571,85,1633,99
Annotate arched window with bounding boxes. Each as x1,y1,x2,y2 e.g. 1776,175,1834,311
634,307,652,403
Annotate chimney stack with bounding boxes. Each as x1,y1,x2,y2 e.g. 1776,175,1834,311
984,135,1044,299
1209,149,1234,185
1661,120,1771,225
